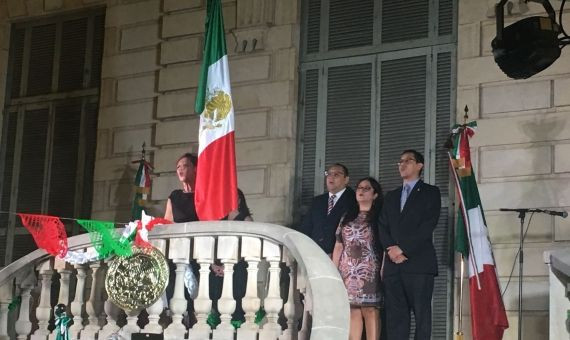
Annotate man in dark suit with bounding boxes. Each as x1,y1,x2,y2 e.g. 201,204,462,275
378,149,441,340
299,163,357,255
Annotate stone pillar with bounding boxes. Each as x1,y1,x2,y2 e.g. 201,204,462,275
30,260,54,340
238,237,262,340
15,269,36,340
213,236,239,340
0,281,13,339
188,236,215,340
280,250,298,340
164,237,191,340
80,260,103,339
69,263,87,339
259,240,283,340
144,239,167,334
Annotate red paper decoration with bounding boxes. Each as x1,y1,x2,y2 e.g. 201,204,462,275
18,214,68,257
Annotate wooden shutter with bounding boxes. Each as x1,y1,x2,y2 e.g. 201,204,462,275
432,51,453,339
328,0,373,50
439,0,454,37
80,102,99,219
378,55,427,191
58,18,88,92
90,14,105,88
27,24,56,96
325,63,372,188
381,0,429,44
299,69,320,213
8,28,25,99
0,112,18,266
305,0,321,54
47,101,82,217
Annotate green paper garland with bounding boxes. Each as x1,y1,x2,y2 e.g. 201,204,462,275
76,219,133,258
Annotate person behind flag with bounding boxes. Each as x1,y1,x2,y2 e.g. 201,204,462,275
164,153,199,223
299,163,357,256
377,149,441,340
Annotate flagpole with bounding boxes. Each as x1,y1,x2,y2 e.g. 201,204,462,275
455,254,465,340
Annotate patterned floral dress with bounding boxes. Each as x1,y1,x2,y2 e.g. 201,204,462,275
336,212,382,307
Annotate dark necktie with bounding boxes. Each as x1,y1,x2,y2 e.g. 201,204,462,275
327,194,336,215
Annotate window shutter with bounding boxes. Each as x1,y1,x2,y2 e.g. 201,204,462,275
379,56,427,191
328,0,373,50
381,0,429,43
325,63,372,187
306,0,321,54
80,102,99,219
27,24,56,96
0,112,18,265
13,109,50,260
433,206,451,337
439,0,454,36
47,101,82,217
299,69,320,212
9,28,25,99
435,52,452,197
59,18,88,92
90,14,105,88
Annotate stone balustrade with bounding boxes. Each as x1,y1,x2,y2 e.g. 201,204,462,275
0,221,349,339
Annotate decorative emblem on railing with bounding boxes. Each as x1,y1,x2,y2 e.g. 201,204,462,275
105,246,169,312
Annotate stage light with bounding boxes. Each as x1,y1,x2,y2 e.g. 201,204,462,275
491,0,570,79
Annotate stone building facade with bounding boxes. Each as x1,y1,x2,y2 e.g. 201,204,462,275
0,0,569,339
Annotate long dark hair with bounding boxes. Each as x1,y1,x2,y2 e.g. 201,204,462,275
342,177,383,225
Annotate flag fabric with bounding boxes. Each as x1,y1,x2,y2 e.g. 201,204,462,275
449,121,509,340
194,0,237,220
131,159,152,220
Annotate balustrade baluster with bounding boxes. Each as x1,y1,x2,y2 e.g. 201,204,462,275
237,237,261,340
213,236,238,340
120,309,141,338
164,237,191,340
80,258,103,339
30,259,53,340
145,239,167,334
69,261,87,339
280,250,299,340
47,258,73,340
0,280,13,339
297,268,311,340
15,268,36,340
188,236,215,339
98,290,121,339
259,241,283,340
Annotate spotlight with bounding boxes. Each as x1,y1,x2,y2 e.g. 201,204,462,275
491,0,569,79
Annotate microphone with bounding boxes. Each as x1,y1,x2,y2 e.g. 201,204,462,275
500,208,568,218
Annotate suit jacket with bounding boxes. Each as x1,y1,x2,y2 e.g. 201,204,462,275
299,187,357,254
377,180,441,276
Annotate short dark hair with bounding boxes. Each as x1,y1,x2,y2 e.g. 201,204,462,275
401,149,424,164
177,153,198,167
328,163,349,177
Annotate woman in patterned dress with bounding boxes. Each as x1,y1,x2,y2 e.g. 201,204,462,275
332,177,383,340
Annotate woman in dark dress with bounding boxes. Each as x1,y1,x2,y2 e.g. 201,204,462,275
332,177,383,340
164,153,199,223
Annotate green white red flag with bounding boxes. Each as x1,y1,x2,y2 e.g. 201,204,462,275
449,121,509,340
194,0,237,220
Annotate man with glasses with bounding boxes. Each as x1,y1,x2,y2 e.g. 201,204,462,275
299,163,357,256
377,149,441,340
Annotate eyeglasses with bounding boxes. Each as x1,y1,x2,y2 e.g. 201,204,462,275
324,171,345,178
397,158,417,166
356,186,372,192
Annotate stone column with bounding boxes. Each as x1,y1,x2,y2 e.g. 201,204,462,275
80,259,103,339
144,239,167,334
164,237,191,340
69,263,87,339
213,236,239,340
259,240,283,340
280,249,298,340
30,260,54,340
188,236,215,340
15,269,36,340
237,237,262,340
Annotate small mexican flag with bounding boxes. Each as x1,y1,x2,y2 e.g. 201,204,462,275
131,159,152,220
449,121,509,340
194,0,237,220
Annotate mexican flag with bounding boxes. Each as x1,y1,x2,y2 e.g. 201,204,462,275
449,121,509,340
131,159,152,220
194,0,237,220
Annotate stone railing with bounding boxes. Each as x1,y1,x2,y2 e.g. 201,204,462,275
0,221,349,339
545,249,570,340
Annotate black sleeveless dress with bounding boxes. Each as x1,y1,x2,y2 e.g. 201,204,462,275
169,189,198,223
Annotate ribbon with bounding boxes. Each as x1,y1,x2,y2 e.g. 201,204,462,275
54,308,71,340
134,211,172,248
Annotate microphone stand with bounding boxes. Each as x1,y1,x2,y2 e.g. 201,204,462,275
499,208,531,340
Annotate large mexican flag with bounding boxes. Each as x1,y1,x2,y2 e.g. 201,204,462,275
194,0,237,220
449,121,509,340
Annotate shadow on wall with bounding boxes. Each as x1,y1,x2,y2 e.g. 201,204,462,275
113,147,136,223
